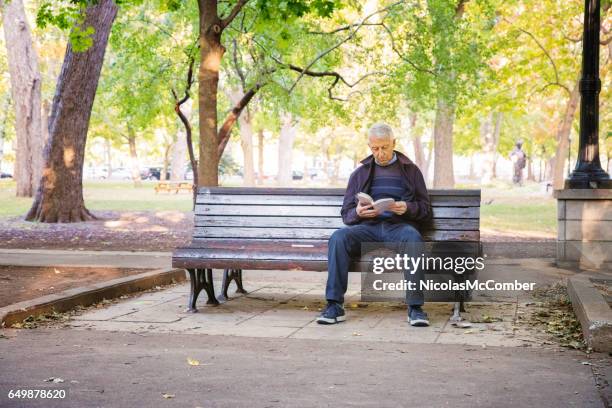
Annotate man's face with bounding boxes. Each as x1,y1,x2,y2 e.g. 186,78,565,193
368,136,396,165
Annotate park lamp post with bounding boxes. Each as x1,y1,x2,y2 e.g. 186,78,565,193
565,0,611,189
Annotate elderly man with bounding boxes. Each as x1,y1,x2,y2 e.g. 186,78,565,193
317,123,432,326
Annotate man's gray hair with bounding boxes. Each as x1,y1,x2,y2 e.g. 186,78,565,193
368,123,395,140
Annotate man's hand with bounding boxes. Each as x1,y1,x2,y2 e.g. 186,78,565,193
390,201,408,215
356,201,378,218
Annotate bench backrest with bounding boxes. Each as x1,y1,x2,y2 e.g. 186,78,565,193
194,187,480,242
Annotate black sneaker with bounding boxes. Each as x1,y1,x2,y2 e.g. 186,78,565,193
408,306,430,327
316,302,346,325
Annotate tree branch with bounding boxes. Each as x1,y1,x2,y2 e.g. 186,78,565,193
269,54,386,101
510,23,564,92
171,54,197,205
379,22,435,75
308,22,384,35
287,0,407,93
217,82,265,158
221,0,249,28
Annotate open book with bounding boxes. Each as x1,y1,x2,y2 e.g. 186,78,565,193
356,192,395,212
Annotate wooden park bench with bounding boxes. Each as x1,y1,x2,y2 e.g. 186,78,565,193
154,182,193,194
172,187,482,320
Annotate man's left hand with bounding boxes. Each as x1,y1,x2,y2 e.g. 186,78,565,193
390,201,408,215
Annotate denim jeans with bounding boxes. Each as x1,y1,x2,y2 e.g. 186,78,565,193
325,221,424,306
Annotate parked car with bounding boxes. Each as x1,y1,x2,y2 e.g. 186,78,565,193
292,170,304,180
102,167,133,180
0,172,12,179
141,166,170,181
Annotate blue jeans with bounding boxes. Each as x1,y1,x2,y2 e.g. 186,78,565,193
325,221,424,306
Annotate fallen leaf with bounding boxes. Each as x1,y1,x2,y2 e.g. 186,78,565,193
352,332,362,336
54,268,61,274
451,322,472,328
187,358,200,366
162,393,175,399
44,377,64,383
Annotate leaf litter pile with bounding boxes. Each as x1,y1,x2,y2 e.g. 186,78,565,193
518,282,585,350
8,282,183,330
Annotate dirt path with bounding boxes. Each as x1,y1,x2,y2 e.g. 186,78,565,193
0,265,152,308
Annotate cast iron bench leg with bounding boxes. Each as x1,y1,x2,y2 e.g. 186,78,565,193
450,272,467,322
219,268,248,301
186,268,219,312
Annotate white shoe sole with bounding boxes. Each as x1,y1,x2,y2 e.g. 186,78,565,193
408,317,430,327
316,315,346,324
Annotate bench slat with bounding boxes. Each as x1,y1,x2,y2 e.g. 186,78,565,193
192,227,479,241
194,216,479,230
195,194,480,207
195,204,480,219
197,187,481,197
174,246,481,262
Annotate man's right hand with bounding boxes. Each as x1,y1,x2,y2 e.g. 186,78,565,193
356,201,378,218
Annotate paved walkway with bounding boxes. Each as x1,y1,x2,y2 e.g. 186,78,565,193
0,252,609,407
64,265,568,347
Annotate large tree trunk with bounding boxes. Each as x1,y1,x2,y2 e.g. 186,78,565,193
197,1,224,187
0,93,10,171
1,0,43,197
408,113,426,173
227,89,255,186
171,133,187,181
480,112,502,184
257,129,264,185
26,0,118,222
277,113,297,186
171,99,191,181
126,126,141,187
432,98,455,188
552,81,580,190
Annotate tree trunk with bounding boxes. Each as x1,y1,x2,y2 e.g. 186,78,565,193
257,129,264,185
1,0,43,197
126,126,141,187
171,99,191,181
197,1,224,187
227,89,255,186
0,93,10,171
104,138,112,179
433,97,455,188
26,0,118,222
480,112,502,184
277,113,296,186
408,112,427,175
552,80,580,190
171,133,187,181
161,142,171,181
527,156,534,181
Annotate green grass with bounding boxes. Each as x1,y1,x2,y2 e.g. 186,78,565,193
0,180,192,216
0,179,557,236
480,202,556,236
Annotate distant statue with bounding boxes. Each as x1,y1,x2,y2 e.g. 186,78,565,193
510,141,527,186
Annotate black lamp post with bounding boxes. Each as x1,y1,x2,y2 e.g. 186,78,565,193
565,0,611,189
